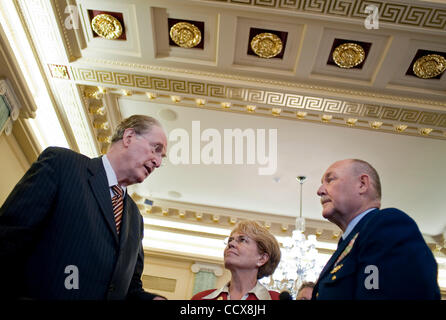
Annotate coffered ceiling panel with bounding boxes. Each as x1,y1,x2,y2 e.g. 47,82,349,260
77,0,141,56
388,38,446,92
311,28,389,82
152,6,218,64
232,16,303,72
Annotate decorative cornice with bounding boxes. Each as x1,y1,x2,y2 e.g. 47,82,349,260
202,0,446,32
71,67,446,140
133,194,444,255
77,58,446,109
80,85,113,155
133,193,345,242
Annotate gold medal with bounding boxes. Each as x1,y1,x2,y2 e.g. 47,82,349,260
330,264,343,274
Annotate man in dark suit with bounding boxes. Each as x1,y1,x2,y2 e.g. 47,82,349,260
313,159,440,299
0,115,167,300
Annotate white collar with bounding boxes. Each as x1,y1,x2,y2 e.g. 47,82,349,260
201,281,272,300
102,155,126,195
342,208,377,239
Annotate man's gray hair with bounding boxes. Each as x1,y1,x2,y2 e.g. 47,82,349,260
111,115,162,144
351,159,382,200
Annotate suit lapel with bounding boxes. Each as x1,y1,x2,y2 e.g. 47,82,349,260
318,209,379,280
88,157,119,245
318,235,351,279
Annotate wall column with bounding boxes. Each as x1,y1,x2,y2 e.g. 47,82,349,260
191,262,223,296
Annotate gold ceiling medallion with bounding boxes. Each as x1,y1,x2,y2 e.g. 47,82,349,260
169,22,202,48
250,33,283,59
413,54,446,79
332,43,365,68
91,14,123,40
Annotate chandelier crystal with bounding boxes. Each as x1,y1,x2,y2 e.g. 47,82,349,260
260,176,321,298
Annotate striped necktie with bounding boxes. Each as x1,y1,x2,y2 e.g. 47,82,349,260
111,185,124,234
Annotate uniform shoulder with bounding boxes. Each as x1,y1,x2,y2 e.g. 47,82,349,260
373,208,416,224
361,207,422,242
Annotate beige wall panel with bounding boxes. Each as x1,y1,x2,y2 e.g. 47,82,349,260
143,254,195,300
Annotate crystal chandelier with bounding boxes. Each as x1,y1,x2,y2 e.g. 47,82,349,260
260,176,320,298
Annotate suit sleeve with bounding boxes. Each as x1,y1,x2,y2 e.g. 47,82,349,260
126,216,166,300
0,147,60,296
354,209,440,299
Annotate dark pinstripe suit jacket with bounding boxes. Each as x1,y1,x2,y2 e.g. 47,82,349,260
0,147,157,300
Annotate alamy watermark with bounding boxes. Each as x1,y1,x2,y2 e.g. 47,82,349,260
168,121,277,175
64,265,79,290
64,5,80,30
364,264,379,289
364,5,379,30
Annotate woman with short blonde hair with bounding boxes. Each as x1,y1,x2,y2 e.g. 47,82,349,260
191,220,281,300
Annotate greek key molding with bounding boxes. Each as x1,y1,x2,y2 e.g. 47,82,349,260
71,67,446,140
74,60,446,109
203,0,446,31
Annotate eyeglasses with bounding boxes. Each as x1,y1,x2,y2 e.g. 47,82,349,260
136,134,166,158
224,235,250,246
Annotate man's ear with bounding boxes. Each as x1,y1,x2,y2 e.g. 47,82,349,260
358,174,370,195
122,128,136,147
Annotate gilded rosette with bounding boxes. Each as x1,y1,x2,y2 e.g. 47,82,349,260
413,54,446,79
250,33,283,59
169,22,202,48
332,43,365,68
91,14,123,40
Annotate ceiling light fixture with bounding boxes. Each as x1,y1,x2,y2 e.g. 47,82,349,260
260,176,322,298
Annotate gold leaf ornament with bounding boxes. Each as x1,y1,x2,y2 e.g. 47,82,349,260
413,54,446,79
169,22,202,48
250,33,283,59
332,43,365,68
91,14,123,40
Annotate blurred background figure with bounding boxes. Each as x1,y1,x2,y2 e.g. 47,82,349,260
296,281,315,300
191,220,281,300
279,290,293,300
